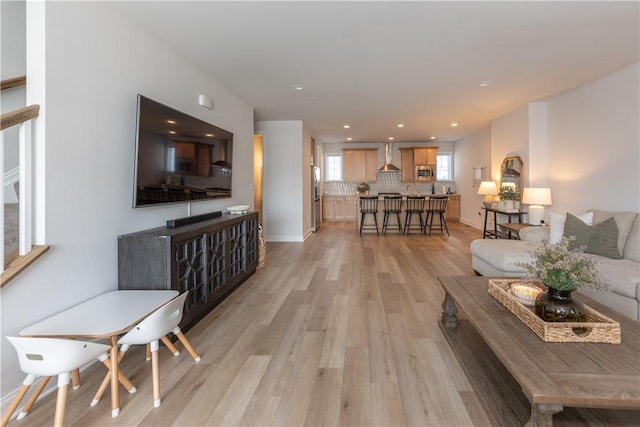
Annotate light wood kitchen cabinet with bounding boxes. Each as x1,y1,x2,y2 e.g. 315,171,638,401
323,196,344,220
400,147,438,182
445,194,461,221
413,147,437,165
344,196,359,220
400,148,415,183
343,149,378,182
323,196,358,221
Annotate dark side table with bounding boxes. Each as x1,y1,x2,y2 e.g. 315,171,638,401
482,207,526,239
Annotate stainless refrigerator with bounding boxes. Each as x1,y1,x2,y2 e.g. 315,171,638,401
312,165,320,232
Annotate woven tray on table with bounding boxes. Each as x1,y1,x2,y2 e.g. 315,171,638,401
488,279,621,344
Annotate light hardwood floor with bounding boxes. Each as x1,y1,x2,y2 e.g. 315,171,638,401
9,221,638,426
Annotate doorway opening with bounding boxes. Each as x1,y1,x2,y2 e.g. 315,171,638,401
253,134,263,225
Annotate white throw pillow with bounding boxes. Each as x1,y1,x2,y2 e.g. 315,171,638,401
548,211,593,244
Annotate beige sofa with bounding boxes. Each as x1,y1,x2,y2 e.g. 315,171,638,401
470,210,640,321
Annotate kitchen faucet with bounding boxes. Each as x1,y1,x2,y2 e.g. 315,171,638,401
406,184,414,195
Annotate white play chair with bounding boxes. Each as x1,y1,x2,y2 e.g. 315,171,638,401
91,291,200,409
2,337,111,427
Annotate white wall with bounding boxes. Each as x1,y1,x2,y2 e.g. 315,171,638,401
1,2,254,398
453,127,492,229
490,106,530,185
454,62,640,227
546,63,639,213
256,120,305,242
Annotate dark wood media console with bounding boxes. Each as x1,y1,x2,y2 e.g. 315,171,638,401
118,212,258,330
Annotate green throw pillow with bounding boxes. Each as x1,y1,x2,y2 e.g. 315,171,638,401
563,213,622,259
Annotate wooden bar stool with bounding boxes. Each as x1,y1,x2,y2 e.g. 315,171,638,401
425,195,449,236
382,195,403,235
359,196,379,235
403,195,426,234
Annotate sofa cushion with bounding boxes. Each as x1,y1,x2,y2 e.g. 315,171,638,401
470,239,538,273
591,209,637,256
624,216,640,262
519,226,550,243
549,211,592,244
564,214,622,259
586,254,640,299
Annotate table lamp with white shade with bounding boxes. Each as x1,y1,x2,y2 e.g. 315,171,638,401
522,188,552,225
477,181,499,208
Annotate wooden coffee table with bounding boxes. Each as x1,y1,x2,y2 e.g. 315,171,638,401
438,276,640,427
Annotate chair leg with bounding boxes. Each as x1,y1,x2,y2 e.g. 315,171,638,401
359,212,365,235
174,329,201,361
161,336,180,356
423,212,429,234
54,374,70,427
441,213,449,235
382,212,388,234
71,369,81,390
146,343,151,361
373,214,379,235
150,341,161,408
1,374,35,427
17,376,51,420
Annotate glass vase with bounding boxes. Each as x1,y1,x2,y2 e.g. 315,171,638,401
535,287,587,322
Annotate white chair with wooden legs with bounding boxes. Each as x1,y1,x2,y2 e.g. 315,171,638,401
2,337,111,427
91,291,200,409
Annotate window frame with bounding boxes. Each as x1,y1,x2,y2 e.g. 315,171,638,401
324,153,343,182
436,153,453,182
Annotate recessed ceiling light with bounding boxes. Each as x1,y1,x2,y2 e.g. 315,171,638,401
451,123,459,127
168,130,176,134
205,133,214,137
166,120,176,124
388,137,394,140
294,84,304,90
343,124,350,129
397,124,404,128
347,137,353,141
430,136,436,140
479,81,491,87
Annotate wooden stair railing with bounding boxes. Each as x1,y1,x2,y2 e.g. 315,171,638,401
1,75,26,91
1,75,48,287
1,105,40,131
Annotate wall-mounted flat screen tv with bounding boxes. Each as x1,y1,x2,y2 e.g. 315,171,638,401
133,94,233,208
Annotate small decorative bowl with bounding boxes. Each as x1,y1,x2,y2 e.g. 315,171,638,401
511,284,541,307
227,205,250,214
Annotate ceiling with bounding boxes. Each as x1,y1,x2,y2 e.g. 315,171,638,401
115,1,639,144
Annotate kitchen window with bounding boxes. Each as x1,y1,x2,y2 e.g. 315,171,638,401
325,154,342,181
437,153,452,181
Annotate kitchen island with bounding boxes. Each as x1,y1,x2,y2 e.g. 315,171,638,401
356,193,460,233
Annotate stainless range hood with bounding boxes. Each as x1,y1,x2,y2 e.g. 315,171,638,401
379,142,400,172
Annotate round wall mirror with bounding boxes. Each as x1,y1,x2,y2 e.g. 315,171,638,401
500,156,523,200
